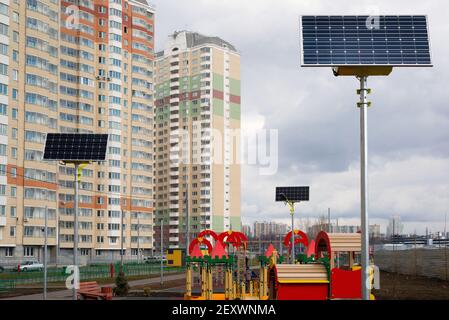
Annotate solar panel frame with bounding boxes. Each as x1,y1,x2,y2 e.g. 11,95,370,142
275,186,310,202
299,15,433,67
42,133,109,162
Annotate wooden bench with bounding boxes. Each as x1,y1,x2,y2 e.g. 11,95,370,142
77,281,113,300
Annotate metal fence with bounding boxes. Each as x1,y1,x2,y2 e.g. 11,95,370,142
0,262,184,292
374,247,449,281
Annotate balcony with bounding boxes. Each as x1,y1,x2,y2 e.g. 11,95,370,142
108,230,121,237
0,216,6,226
169,212,179,218
169,220,179,226
169,237,179,242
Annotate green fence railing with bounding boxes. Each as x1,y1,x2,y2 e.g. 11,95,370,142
0,280,15,293
0,263,184,293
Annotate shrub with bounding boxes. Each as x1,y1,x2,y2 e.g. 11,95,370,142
113,271,130,296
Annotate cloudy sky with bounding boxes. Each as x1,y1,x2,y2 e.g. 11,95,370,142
152,0,449,234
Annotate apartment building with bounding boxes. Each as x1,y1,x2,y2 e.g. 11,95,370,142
253,221,288,239
0,0,155,264
154,31,241,249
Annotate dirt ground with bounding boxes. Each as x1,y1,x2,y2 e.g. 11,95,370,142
135,271,449,300
373,271,449,300
3,271,449,300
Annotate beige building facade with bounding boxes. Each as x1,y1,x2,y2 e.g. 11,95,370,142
154,31,241,249
0,0,155,265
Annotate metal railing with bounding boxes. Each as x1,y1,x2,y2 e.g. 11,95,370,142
0,262,184,293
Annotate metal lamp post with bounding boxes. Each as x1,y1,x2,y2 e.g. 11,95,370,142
160,219,164,285
73,163,80,301
43,205,48,300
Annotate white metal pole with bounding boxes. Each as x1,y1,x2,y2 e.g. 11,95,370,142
43,205,48,300
160,219,164,285
359,76,370,300
73,163,79,301
121,210,124,270
137,217,140,263
290,203,295,264
186,184,189,253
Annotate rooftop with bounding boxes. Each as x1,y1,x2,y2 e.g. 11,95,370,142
156,31,238,57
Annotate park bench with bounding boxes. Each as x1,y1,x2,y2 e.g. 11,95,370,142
77,281,113,300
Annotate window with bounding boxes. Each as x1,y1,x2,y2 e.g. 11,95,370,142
0,123,6,135
12,108,18,120
0,84,7,95
0,43,7,56
11,186,16,197
5,247,14,257
11,147,17,159
0,63,7,76
12,12,19,23
9,227,16,238
0,23,8,36
10,206,16,218
24,247,34,257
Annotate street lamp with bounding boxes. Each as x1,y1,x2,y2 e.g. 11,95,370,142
299,14,433,300
275,187,310,264
43,133,108,300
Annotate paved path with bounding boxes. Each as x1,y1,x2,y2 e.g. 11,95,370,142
2,273,185,300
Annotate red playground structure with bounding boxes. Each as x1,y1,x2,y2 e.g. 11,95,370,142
268,230,375,300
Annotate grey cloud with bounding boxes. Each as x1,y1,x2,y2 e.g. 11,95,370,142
153,0,449,234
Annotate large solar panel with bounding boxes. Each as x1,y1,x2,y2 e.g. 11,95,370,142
43,133,108,161
275,186,310,202
300,15,432,66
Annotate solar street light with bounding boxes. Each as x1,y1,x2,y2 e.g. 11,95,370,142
43,133,108,300
300,15,432,300
275,186,310,263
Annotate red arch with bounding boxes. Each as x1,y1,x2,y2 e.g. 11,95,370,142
198,229,219,242
283,230,309,251
218,231,248,249
188,237,213,256
314,231,331,260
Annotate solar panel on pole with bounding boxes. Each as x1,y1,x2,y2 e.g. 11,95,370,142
43,133,108,161
275,186,310,202
275,186,310,264
300,15,432,67
299,15,432,300
43,133,108,300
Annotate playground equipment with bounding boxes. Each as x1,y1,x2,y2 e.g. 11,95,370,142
268,230,376,300
283,229,311,263
184,229,375,300
184,229,267,300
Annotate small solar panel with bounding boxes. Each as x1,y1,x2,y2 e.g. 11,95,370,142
43,133,108,161
300,15,432,66
276,186,310,202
